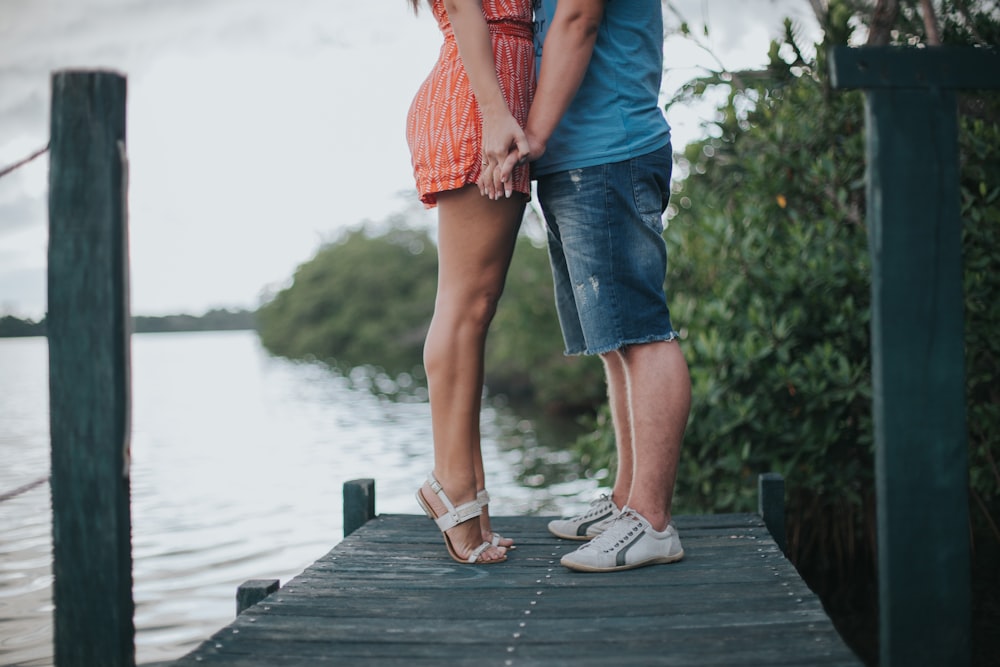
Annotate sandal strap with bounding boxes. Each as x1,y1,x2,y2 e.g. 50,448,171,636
428,473,481,532
478,490,509,547
466,541,493,564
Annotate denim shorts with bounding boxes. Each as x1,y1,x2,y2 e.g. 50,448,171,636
536,144,677,356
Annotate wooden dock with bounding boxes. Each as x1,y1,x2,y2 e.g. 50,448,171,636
169,498,861,666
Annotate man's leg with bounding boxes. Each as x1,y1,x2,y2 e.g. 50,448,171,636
557,338,689,571
616,339,690,532
601,351,633,511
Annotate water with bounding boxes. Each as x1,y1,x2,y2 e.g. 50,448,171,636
0,330,597,666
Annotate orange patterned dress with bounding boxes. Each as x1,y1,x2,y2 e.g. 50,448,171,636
407,0,535,208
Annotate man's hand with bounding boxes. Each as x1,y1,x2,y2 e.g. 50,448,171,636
478,127,532,200
495,131,544,194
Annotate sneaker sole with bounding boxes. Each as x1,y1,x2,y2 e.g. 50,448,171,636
547,526,596,541
547,509,618,541
560,550,684,573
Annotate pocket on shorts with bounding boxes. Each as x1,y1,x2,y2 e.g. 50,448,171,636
630,146,672,232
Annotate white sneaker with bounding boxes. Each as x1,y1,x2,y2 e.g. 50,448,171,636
547,494,620,541
584,512,618,538
560,506,684,572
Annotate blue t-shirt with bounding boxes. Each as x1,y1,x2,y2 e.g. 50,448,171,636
531,0,671,177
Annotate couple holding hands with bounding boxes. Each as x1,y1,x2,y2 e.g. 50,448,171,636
407,0,691,573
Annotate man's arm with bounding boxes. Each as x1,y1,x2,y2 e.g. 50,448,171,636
496,0,605,186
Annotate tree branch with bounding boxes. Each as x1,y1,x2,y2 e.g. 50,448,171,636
867,0,900,45
920,0,942,45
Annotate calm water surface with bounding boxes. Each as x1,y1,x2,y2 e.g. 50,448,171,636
0,330,596,666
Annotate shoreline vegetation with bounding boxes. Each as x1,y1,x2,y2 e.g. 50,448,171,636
0,308,256,338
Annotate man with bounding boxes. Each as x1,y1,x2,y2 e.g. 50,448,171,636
488,0,691,573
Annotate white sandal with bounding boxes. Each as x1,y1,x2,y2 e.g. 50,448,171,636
416,474,506,564
477,489,515,549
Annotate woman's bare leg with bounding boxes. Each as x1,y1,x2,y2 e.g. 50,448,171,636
419,185,524,560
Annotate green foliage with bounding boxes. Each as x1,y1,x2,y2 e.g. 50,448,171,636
257,221,438,376
671,30,1000,667
561,7,1000,658
667,53,873,567
961,97,1000,657
578,0,1000,574
487,213,606,412
891,0,1000,46
0,310,256,337
256,211,605,410
132,308,256,333
0,315,46,337
571,406,617,482
960,97,1000,547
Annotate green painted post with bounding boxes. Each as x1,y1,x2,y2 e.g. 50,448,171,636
343,478,376,536
830,46,1000,667
757,473,786,555
48,69,134,667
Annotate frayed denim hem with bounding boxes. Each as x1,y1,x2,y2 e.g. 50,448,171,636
564,330,681,357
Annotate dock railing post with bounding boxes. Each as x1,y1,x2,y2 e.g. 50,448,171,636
47,69,134,667
758,473,786,555
830,46,1000,667
236,579,280,616
343,478,376,537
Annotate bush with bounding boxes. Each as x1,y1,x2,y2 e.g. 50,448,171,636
257,221,438,376
569,4,999,662
257,211,606,411
487,215,606,413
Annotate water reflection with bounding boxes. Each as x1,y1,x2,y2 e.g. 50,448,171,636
0,331,599,666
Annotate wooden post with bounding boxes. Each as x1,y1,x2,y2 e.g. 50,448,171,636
830,46,1000,667
757,473,786,554
236,579,280,615
48,69,133,667
343,478,376,536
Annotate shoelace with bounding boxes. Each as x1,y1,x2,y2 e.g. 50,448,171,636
581,494,613,519
597,510,646,552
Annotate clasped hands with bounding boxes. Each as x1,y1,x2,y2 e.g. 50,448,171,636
477,122,543,200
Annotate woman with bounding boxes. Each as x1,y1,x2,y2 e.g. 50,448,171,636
406,0,534,564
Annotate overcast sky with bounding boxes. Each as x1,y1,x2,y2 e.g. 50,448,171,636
0,0,820,319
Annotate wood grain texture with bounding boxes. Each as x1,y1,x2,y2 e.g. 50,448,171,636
830,46,1000,90
831,47,980,666
48,68,134,667
170,514,860,666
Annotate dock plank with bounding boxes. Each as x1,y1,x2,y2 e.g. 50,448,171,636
169,513,861,666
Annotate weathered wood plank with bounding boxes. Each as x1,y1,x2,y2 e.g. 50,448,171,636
236,579,280,615
174,622,855,664
758,472,786,553
343,478,376,536
170,514,860,666
47,68,134,667
830,45,1000,90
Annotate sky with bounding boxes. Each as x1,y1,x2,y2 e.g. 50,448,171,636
0,0,821,319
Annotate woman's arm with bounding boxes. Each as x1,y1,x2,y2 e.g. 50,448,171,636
444,0,529,198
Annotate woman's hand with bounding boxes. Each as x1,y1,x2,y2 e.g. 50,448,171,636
478,106,529,200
